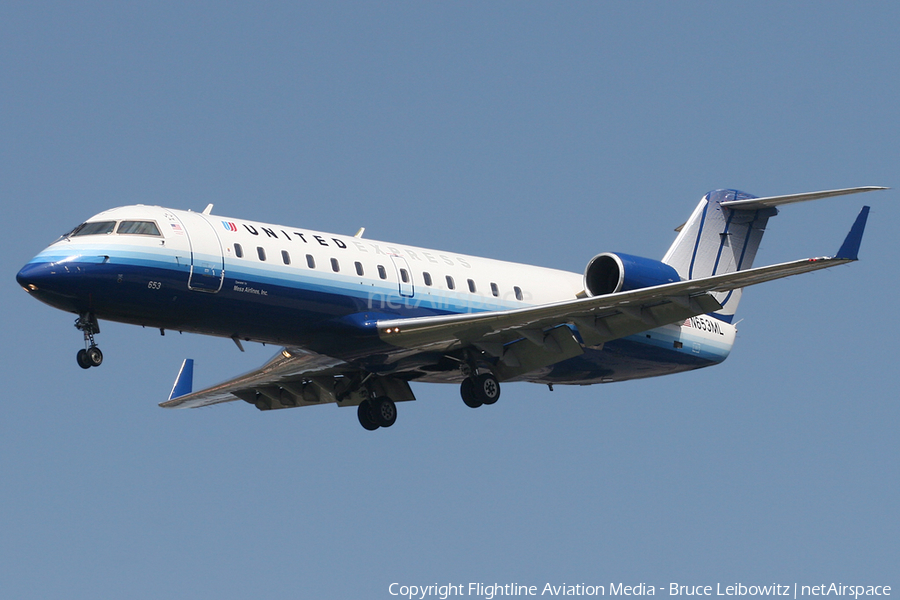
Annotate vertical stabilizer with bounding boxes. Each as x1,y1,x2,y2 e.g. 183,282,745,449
662,190,778,322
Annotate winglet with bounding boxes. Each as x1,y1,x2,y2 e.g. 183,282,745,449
835,206,870,261
168,359,194,401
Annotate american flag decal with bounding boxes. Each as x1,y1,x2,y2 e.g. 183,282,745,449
170,223,184,235
222,221,237,232
683,318,692,327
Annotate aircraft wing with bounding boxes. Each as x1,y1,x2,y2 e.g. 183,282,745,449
375,206,871,375
160,346,351,409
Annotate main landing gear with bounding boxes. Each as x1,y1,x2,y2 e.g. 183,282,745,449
75,313,103,369
357,396,398,431
460,372,501,408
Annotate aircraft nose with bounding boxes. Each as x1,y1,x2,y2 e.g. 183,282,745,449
16,259,86,313
17,252,104,316
16,260,73,298
16,261,48,293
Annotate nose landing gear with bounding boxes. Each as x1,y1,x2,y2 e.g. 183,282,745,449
75,313,103,369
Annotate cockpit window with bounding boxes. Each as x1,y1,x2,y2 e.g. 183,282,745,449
71,221,116,236
116,220,161,236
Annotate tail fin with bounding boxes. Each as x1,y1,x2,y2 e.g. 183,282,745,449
662,186,886,322
662,189,777,323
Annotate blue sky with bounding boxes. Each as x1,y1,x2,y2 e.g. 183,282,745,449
2,3,897,598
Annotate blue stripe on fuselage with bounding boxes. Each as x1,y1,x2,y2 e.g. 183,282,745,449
21,243,730,381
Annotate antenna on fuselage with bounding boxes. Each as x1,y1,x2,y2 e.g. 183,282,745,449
202,204,214,215
354,227,365,238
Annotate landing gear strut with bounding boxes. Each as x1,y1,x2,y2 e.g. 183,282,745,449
460,372,501,408
75,313,103,369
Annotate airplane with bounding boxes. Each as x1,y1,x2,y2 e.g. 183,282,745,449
16,186,885,430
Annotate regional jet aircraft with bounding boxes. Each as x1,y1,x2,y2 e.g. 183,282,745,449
16,187,884,430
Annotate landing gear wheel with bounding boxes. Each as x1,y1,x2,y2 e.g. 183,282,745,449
460,377,482,408
474,373,500,405
76,349,91,369
74,313,103,369
357,399,380,431
86,346,103,367
373,397,397,428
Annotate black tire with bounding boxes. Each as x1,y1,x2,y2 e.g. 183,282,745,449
474,373,500,405
76,349,91,369
86,346,103,367
460,377,482,408
374,397,397,428
357,399,380,431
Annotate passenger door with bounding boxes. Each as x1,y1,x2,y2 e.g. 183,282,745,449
176,212,226,293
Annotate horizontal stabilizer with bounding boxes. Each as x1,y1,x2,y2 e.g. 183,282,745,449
168,359,194,401
835,206,870,260
720,186,887,211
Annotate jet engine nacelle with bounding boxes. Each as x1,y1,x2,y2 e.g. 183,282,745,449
583,252,681,297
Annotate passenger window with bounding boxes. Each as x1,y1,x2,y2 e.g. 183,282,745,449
282,250,291,265
72,221,116,236
257,247,266,261
234,243,243,258
377,265,387,280
467,279,476,293
514,286,523,301
117,221,161,236
355,261,364,276
331,258,340,272
446,275,455,290
306,254,316,269
423,272,432,286
400,269,409,283
490,282,499,297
